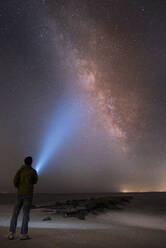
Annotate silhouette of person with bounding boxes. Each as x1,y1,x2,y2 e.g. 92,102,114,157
8,156,38,240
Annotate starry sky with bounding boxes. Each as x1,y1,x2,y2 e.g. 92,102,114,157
0,0,166,193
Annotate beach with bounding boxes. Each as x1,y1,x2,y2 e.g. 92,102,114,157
0,192,166,247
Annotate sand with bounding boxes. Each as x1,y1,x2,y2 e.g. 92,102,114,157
1,226,166,248
0,192,166,247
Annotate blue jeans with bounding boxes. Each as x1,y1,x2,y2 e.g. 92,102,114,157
9,194,33,235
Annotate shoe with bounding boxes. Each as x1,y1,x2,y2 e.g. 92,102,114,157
8,232,14,240
20,234,31,240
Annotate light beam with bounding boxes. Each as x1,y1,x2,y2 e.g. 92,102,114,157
35,98,80,174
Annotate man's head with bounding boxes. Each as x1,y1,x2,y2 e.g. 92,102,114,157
24,156,33,166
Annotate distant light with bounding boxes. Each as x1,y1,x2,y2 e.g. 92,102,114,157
35,98,80,174
122,189,130,193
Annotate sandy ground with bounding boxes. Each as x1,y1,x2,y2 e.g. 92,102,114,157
1,226,166,248
0,193,166,247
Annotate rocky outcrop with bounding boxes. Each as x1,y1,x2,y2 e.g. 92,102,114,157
32,195,133,220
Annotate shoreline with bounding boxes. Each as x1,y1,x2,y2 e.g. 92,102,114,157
1,192,166,247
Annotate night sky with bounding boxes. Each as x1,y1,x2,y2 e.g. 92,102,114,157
0,0,166,193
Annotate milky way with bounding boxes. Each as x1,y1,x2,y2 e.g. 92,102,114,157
0,0,166,193
48,1,148,156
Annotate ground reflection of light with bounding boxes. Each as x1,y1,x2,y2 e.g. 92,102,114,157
35,98,80,174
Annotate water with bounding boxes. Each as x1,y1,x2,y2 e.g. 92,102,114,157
1,192,166,231
0,192,131,205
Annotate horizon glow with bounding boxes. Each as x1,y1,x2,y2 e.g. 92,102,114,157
35,98,80,174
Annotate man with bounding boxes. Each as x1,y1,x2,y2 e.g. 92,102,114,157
8,156,38,240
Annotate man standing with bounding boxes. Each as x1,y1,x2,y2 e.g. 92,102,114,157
8,156,38,240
